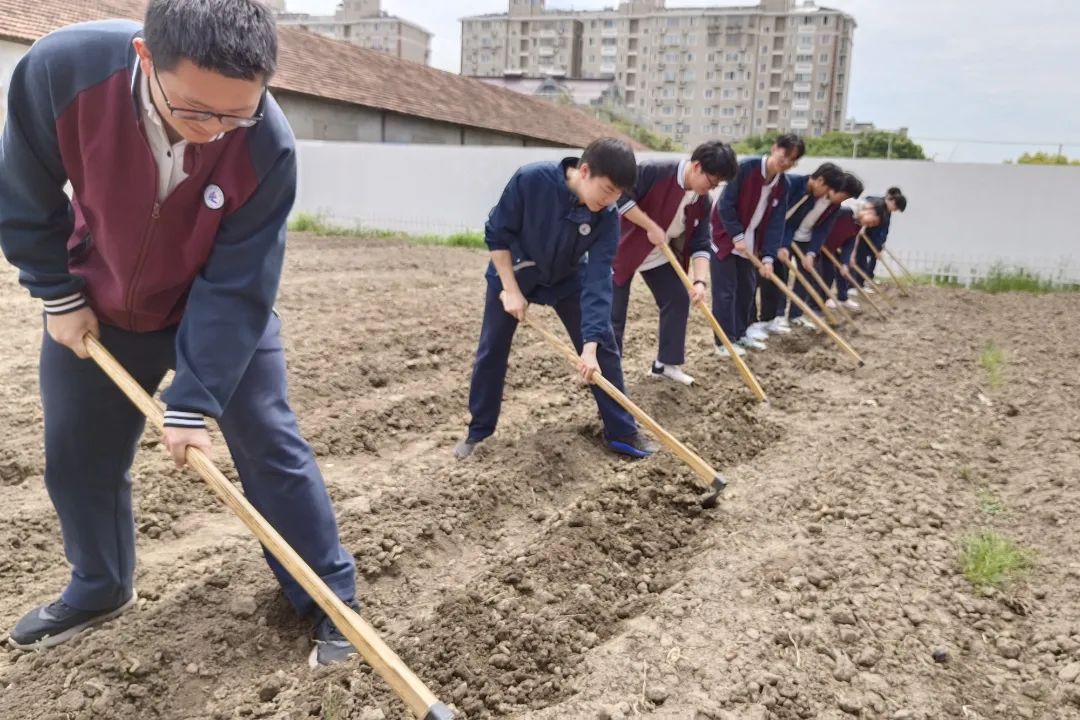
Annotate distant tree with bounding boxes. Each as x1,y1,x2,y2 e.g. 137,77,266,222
734,130,926,159
1014,151,1080,165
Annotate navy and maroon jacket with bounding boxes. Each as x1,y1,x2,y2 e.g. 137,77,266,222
782,173,840,256
0,20,296,426
824,206,860,264
612,158,711,286
711,156,788,263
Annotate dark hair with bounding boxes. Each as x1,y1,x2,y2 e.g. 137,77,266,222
580,137,638,191
810,162,845,191
864,196,887,222
145,0,278,80
775,133,806,160
889,192,908,212
886,186,903,197
841,172,864,199
691,141,738,180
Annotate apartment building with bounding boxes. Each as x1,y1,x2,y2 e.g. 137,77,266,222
276,0,432,66
461,0,855,146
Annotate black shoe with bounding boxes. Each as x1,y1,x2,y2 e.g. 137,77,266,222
8,593,137,649
607,432,660,459
308,602,361,668
453,437,481,459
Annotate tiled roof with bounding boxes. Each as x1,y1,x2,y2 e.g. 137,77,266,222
0,0,638,148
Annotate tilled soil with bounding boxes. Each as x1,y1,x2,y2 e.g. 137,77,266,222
1,234,1078,720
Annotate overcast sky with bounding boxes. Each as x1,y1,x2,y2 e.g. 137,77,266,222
283,0,1080,163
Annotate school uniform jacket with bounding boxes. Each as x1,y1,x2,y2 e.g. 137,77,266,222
483,157,618,344
0,20,296,429
612,158,711,286
710,156,788,263
782,173,840,256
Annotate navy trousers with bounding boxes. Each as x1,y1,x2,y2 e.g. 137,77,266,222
710,253,757,344
40,314,356,619
855,237,880,284
611,263,691,367
466,280,637,443
759,257,789,322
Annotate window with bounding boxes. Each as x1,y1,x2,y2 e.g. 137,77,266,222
798,36,813,48
726,52,740,62
666,52,679,62
703,107,714,116
665,71,677,82
820,53,830,63
663,124,673,133
796,53,813,63
724,71,736,81
816,90,827,100
705,88,715,99
707,52,716,62
723,107,736,116
662,106,675,116
682,106,693,117
722,88,736,99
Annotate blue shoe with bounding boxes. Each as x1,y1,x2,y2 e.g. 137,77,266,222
308,601,362,668
607,432,659,459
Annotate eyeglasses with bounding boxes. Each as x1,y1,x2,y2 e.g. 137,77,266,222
152,65,265,129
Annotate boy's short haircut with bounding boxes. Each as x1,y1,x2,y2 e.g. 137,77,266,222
842,172,865,199
775,133,807,160
691,141,738,180
144,0,278,80
580,137,638,192
865,196,887,221
810,162,845,191
886,186,903,197
890,192,908,212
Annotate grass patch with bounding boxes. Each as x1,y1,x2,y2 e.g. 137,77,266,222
976,489,1006,517
970,264,1080,294
288,212,485,249
978,341,1005,389
321,682,343,720
959,531,1031,588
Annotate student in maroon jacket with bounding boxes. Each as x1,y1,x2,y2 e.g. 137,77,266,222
0,1,356,667
709,135,804,356
820,193,887,309
610,141,737,385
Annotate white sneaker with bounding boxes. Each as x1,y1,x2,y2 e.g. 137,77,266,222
862,285,875,295
826,298,838,309
648,362,694,386
738,335,767,351
766,317,792,334
843,298,860,310
745,322,770,341
715,343,747,358
794,316,817,330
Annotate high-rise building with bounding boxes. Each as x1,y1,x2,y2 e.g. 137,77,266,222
461,0,855,147
276,0,432,66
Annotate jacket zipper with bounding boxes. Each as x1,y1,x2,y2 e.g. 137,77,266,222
125,199,160,329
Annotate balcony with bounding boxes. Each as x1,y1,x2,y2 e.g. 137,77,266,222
601,27,619,38
601,46,618,56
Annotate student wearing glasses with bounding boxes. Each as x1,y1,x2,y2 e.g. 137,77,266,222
0,0,358,667
610,141,738,386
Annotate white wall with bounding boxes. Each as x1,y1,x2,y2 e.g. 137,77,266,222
0,40,30,129
294,142,1080,281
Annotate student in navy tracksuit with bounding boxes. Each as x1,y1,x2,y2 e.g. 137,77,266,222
610,141,737,386
0,2,358,667
709,135,804,356
454,138,659,460
855,186,907,289
780,164,862,326
821,195,887,308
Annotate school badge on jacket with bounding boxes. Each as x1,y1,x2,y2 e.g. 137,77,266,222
203,184,225,210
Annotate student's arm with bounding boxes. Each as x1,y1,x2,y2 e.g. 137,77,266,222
622,206,668,248
760,182,788,266
717,162,749,243
808,211,839,266
687,196,712,302
0,47,99,357
839,236,857,278
618,163,666,247
160,146,296,440
484,172,528,319
578,212,619,379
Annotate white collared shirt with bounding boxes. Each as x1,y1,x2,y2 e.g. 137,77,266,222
793,194,832,245
140,72,189,202
736,156,781,258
